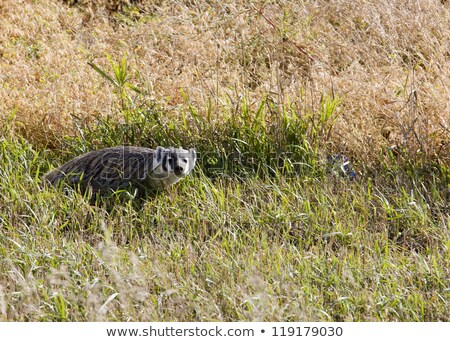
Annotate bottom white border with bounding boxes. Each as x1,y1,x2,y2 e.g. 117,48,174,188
0,322,448,341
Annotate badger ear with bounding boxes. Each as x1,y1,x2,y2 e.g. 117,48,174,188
189,148,196,160
189,148,197,165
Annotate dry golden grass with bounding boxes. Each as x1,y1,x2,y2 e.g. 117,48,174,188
1,0,449,163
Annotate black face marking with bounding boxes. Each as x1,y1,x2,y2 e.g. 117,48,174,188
168,155,175,170
156,146,163,163
162,153,168,172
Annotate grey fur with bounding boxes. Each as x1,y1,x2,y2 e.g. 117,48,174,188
43,146,196,197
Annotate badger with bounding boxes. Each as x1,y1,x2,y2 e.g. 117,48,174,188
43,146,197,198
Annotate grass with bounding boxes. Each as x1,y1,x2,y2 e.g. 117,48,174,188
1,95,449,321
0,0,449,322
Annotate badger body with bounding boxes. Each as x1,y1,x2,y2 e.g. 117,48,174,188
43,146,196,197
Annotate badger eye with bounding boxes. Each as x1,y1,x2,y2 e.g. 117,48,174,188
182,158,188,164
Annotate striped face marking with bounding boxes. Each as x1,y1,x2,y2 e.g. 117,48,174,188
152,147,196,185
162,153,168,172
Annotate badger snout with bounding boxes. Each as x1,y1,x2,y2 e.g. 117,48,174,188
174,165,184,176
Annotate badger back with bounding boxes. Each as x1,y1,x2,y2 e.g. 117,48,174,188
43,146,158,192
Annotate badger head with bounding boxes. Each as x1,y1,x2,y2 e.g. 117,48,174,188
152,146,197,186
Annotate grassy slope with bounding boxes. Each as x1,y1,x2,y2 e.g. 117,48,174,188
1,127,449,321
0,0,449,321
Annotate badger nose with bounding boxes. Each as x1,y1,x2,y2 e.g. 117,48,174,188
174,165,184,175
